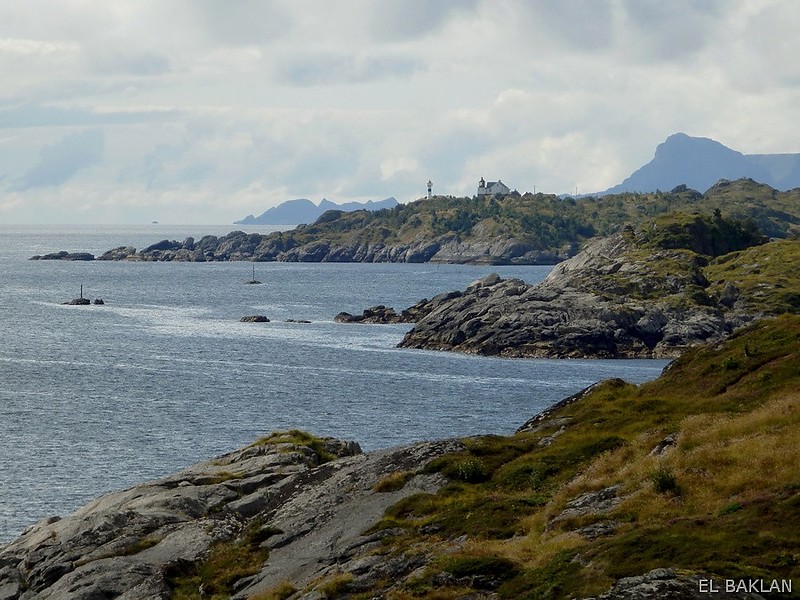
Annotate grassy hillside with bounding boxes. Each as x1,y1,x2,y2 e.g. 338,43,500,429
566,212,799,313
160,317,800,599
354,315,800,598
706,239,800,315
270,179,800,260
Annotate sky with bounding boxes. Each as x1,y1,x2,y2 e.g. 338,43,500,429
1,0,799,224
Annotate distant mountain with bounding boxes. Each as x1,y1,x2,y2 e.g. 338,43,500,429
235,197,399,225
600,132,800,195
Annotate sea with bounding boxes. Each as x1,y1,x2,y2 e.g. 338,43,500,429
0,224,670,543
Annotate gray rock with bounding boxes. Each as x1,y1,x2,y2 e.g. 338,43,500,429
0,435,461,600
334,305,409,324
649,433,678,456
590,568,765,599
397,232,767,359
97,246,137,261
30,251,95,261
62,298,91,306
550,485,622,526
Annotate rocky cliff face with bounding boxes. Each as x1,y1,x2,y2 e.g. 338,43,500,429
399,231,797,359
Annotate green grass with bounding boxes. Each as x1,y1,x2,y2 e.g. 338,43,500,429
361,315,800,598
166,520,274,599
251,429,338,463
374,470,416,492
705,238,800,314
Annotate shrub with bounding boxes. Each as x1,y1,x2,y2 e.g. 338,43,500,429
722,356,740,370
450,457,489,483
650,465,681,495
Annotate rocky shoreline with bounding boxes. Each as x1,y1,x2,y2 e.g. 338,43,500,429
395,230,798,359
0,395,777,599
29,231,567,265
0,432,463,599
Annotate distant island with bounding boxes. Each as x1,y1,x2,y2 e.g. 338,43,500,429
234,197,398,225
32,178,800,265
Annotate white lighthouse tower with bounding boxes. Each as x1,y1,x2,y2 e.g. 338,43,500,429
427,180,433,199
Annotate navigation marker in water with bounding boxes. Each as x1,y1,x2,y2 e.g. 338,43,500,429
63,283,91,305
245,264,262,285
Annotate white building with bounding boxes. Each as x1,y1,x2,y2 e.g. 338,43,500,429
477,177,511,196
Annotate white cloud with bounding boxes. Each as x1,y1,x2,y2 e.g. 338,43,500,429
0,0,798,223
14,128,105,190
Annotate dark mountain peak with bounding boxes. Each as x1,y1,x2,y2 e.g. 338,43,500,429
599,133,799,195
658,132,742,157
235,196,399,225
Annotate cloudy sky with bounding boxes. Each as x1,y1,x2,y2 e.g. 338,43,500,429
1,0,798,224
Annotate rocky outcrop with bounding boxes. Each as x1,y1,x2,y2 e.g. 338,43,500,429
32,231,566,265
335,306,396,324
0,433,463,599
429,234,569,265
398,232,787,358
333,292,466,326
240,315,270,323
334,305,409,324
30,252,95,261
592,568,765,600
61,298,91,306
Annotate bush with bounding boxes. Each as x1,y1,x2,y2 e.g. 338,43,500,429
449,457,489,483
722,356,740,370
650,466,680,495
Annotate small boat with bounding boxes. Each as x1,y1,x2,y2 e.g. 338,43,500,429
244,264,262,285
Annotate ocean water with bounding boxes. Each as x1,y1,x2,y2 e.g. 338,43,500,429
0,225,669,542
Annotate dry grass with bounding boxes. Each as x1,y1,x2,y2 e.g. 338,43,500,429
373,470,415,493
248,580,297,600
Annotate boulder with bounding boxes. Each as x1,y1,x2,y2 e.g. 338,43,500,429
334,305,409,324
97,246,137,261
62,298,91,306
240,316,270,323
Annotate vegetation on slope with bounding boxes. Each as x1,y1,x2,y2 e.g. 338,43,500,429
356,316,800,598
563,212,798,315
268,178,800,261
152,318,800,599
706,239,800,315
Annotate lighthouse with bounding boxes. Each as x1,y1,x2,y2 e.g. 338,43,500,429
427,180,433,199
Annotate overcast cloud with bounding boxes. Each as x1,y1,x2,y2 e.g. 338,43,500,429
0,0,798,223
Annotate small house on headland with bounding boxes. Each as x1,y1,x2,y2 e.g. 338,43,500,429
477,177,510,196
